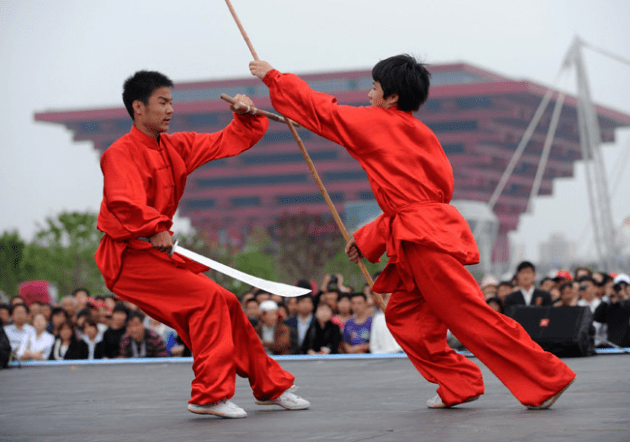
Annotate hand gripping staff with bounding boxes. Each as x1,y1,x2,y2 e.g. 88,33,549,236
224,0,386,311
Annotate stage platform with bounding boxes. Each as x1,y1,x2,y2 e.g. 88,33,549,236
1,353,629,442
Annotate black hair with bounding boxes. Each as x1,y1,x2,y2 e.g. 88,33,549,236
122,70,174,120
498,281,513,288
76,308,91,319
295,279,312,291
0,303,10,311
577,275,595,285
127,311,145,323
516,261,535,273
51,307,68,318
559,282,573,292
350,292,367,301
371,54,431,112
10,303,29,315
296,294,313,303
112,303,130,318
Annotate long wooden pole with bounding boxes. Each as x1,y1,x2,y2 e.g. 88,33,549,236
224,0,386,311
220,93,297,126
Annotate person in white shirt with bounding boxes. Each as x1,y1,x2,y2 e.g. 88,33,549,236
370,293,402,354
576,275,605,346
3,303,35,359
18,313,54,361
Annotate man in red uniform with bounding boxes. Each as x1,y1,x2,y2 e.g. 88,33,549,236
250,55,575,409
95,70,309,418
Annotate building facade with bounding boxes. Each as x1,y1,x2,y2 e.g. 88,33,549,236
35,63,630,263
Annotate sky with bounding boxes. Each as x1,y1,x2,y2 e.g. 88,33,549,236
1,0,629,265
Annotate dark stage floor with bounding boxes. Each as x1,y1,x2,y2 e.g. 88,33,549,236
1,354,629,442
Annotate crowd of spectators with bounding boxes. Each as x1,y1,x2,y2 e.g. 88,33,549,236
2,261,629,364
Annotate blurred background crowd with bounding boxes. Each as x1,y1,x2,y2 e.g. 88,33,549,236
2,260,629,365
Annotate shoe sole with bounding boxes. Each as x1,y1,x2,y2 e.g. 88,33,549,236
187,405,247,419
527,377,575,410
254,400,310,410
428,395,480,409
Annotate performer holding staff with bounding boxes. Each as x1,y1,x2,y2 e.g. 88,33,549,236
249,55,575,409
95,70,309,418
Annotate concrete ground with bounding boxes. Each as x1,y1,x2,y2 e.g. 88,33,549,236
1,354,629,442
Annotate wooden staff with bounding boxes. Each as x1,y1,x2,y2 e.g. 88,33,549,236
220,93,299,127
224,0,386,311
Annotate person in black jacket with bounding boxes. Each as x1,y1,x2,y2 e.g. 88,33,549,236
49,320,88,361
301,302,341,355
503,261,552,316
593,275,630,347
102,304,129,358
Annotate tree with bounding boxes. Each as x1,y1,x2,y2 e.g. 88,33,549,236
269,213,346,284
22,211,106,297
323,247,388,293
0,231,27,298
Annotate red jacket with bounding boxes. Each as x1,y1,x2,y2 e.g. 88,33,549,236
263,70,479,292
96,114,269,289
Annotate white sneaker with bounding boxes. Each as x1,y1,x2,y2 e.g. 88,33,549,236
187,399,247,418
427,394,480,409
255,386,310,410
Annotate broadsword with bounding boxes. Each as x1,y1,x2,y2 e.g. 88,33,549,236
171,241,311,298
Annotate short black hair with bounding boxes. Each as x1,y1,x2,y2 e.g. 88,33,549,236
122,70,174,120
372,54,431,112
112,303,130,318
498,281,513,289
296,294,313,303
516,261,535,273
10,303,29,315
350,292,367,301
127,311,145,323
51,307,68,318
577,275,595,285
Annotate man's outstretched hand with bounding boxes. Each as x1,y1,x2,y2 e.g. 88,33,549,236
249,60,274,80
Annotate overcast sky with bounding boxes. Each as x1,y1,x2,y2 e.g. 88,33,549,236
1,0,629,264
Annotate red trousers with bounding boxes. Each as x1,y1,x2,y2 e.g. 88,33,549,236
385,243,576,407
112,248,295,405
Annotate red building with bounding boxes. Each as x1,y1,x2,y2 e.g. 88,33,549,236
35,63,630,262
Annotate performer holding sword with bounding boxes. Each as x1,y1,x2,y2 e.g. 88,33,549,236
249,55,576,410
95,70,309,418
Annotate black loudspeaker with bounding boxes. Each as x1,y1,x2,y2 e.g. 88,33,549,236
509,306,595,357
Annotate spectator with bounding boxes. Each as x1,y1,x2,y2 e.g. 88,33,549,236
319,289,340,314
285,297,298,317
556,282,578,307
574,266,592,280
277,302,289,322
119,312,168,358
48,307,69,335
503,261,552,316
577,275,606,346
253,289,271,304
0,303,10,326
369,293,402,354
102,304,129,359
342,293,373,354
39,303,52,326
497,281,513,304
255,300,293,356
244,298,260,327
594,274,630,347
82,320,104,360
539,277,555,293
480,275,499,299
72,288,90,311
103,294,117,312
60,296,78,322
10,296,25,307
3,303,35,358
29,301,43,320
285,295,316,353
486,297,503,313
75,308,92,339
145,316,176,353
49,319,88,361
301,302,341,355
18,313,54,361
331,294,353,333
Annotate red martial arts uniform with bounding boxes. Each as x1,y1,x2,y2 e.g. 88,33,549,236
95,114,294,405
263,69,576,407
